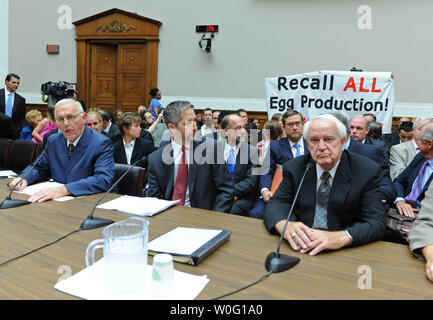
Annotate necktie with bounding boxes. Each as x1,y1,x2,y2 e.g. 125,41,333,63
68,143,75,159
6,93,13,117
172,145,188,206
313,171,331,230
405,160,429,206
293,143,301,158
227,147,236,179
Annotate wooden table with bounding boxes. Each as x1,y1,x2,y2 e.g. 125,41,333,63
0,182,431,300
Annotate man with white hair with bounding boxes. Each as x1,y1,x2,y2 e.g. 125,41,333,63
263,114,386,255
8,99,115,203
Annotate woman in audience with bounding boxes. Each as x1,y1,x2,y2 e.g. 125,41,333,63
257,120,283,166
149,88,163,120
31,106,58,144
113,112,155,168
271,113,286,138
85,110,104,133
20,109,43,140
114,109,123,125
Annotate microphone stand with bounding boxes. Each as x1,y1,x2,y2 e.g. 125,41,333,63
80,157,146,230
0,147,49,209
264,163,313,273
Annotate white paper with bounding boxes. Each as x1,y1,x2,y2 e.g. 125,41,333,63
55,258,209,300
97,195,179,216
0,170,17,177
14,181,75,202
148,227,223,256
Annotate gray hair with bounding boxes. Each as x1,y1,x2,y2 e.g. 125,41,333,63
421,123,433,142
163,100,193,126
414,117,433,131
303,114,347,140
54,98,84,117
329,112,350,137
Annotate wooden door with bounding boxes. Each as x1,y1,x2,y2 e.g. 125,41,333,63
90,43,148,114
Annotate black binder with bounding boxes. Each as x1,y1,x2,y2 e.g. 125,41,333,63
148,229,231,266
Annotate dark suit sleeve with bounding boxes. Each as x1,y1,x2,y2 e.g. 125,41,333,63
259,143,277,191
263,162,296,232
211,162,235,213
147,152,162,198
346,165,387,246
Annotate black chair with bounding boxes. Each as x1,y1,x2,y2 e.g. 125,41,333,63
0,138,12,170
7,140,37,174
114,163,146,196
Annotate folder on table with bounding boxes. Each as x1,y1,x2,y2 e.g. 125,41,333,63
148,227,231,266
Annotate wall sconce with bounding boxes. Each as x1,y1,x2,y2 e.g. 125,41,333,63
198,34,213,53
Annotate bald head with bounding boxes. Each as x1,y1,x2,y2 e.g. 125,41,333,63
350,115,369,142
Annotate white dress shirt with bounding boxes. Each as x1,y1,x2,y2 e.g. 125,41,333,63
315,160,340,192
289,138,305,158
123,138,136,165
171,140,191,207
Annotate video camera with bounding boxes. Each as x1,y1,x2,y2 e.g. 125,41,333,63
41,81,76,103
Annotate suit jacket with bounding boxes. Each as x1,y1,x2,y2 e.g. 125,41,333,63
389,140,417,180
393,152,433,204
0,112,17,139
147,139,234,213
382,131,400,154
348,137,395,203
263,151,386,247
113,137,155,168
105,122,121,142
0,88,26,137
20,126,115,196
408,183,433,260
364,136,389,161
259,137,309,191
230,143,260,215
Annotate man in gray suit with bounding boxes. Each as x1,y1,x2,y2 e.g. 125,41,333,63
408,183,433,283
389,118,433,180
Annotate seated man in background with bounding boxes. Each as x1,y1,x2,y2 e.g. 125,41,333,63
100,110,121,142
389,118,432,180
393,123,433,218
8,99,115,202
408,183,433,283
147,100,234,213
264,114,386,255
113,112,154,168
220,113,259,216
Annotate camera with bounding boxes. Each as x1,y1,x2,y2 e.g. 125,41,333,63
41,81,76,103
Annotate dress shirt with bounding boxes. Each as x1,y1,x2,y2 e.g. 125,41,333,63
224,143,240,163
289,138,305,157
171,140,191,207
123,138,136,165
4,89,15,117
103,121,112,134
67,132,83,149
200,124,216,137
315,160,340,192
413,139,420,154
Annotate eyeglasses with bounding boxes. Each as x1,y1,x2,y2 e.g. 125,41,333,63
56,112,83,124
286,121,303,128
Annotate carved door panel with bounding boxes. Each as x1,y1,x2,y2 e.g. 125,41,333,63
90,44,118,112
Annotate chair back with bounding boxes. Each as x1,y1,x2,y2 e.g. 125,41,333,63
7,140,38,173
114,163,146,196
0,138,12,170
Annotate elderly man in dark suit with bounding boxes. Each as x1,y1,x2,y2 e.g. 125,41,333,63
264,114,386,256
220,113,260,216
9,99,115,202
0,73,26,138
147,100,234,213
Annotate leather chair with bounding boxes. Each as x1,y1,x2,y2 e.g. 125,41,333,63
114,163,146,196
0,138,12,170
7,140,37,174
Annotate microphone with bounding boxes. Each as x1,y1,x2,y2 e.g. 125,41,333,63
0,145,49,209
264,162,313,273
80,156,147,230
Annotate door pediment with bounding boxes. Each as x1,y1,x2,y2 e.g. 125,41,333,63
73,8,162,40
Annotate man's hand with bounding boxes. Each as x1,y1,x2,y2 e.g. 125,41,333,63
262,189,273,203
8,177,28,191
396,200,418,218
422,246,433,283
275,220,352,256
28,186,71,203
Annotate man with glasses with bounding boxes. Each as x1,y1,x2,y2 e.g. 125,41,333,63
249,110,309,219
8,99,115,203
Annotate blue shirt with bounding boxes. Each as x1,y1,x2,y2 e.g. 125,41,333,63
20,126,33,140
149,98,163,120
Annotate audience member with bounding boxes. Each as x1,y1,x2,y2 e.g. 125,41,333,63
195,109,204,130
250,110,308,219
0,73,26,138
114,109,123,124
212,110,221,129
236,108,249,125
220,114,259,216
138,105,147,114
149,88,163,120
113,112,154,169
31,106,58,144
363,113,376,123
394,123,433,218
145,110,169,148
271,112,286,138
198,108,216,138
20,110,42,140
382,116,412,149
263,114,386,255
350,115,388,160
257,120,283,166
147,100,234,212
408,183,433,283
8,99,115,202
100,110,121,142
86,110,105,134
389,118,433,180
367,121,382,140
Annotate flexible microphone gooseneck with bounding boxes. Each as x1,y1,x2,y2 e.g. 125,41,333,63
264,162,313,273
79,156,147,230
0,146,49,209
